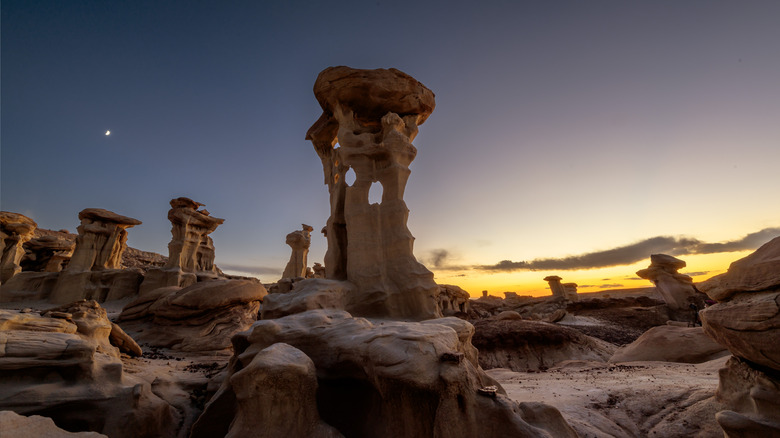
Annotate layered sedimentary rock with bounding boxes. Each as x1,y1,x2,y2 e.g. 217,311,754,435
22,235,75,272
0,301,177,437
543,276,565,299
700,236,780,437
472,318,616,372
0,411,107,437
191,309,577,438
0,211,37,283
637,254,706,311
140,198,225,293
119,279,267,352
437,284,470,315
49,209,143,304
305,66,440,320
609,325,727,364
281,224,314,279
562,282,579,301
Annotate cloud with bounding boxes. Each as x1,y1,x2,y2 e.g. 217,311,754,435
422,249,470,271
219,264,281,276
599,283,624,289
682,271,711,277
474,227,780,273
429,249,450,268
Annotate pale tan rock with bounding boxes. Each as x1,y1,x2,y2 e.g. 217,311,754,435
472,319,615,372
562,282,579,302
281,224,314,279
225,343,343,438
543,276,565,299
0,411,108,437
306,66,440,320
312,262,325,278
714,356,780,437
48,209,142,304
119,279,266,352
261,278,351,320
139,198,225,294
609,325,728,364
192,309,577,438
637,254,706,311
0,211,37,283
699,236,780,302
0,271,61,302
437,283,470,315
0,303,177,438
22,235,75,272
700,290,780,370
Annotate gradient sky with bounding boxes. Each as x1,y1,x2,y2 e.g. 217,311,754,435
3,1,779,297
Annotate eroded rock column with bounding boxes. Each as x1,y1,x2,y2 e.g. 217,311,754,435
50,208,142,303
306,66,439,320
0,211,37,283
281,224,313,279
637,254,704,311
544,276,566,299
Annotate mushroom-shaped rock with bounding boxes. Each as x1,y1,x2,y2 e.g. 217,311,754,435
67,208,141,271
281,224,314,279
312,66,435,127
636,254,704,311
543,276,566,299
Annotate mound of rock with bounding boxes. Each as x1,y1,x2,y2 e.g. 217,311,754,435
609,325,727,364
191,309,577,438
700,236,780,437
472,319,616,372
118,279,266,352
0,301,177,437
0,410,107,437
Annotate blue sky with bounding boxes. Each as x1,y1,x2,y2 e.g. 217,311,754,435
3,1,779,293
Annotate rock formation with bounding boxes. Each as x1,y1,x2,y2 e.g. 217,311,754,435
636,254,705,312
472,318,616,371
0,301,178,437
312,262,325,278
0,211,37,283
49,209,143,304
562,282,579,301
140,198,224,293
609,325,727,364
0,411,108,437
305,66,440,320
437,283,470,315
118,279,267,352
699,236,780,437
281,224,313,279
191,309,577,438
22,235,75,273
543,276,565,299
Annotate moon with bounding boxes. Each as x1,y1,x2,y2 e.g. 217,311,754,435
105,130,111,136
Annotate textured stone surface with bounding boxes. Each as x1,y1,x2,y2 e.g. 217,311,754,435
543,276,565,299
437,284,470,315
281,224,313,279
22,235,75,272
306,66,440,320
225,343,343,438
472,319,616,371
261,278,351,320
637,254,706,311
0,211,37,283
609,325,728,364
192,309,577,438
119,279,266,352
714,357,780,437
699,236,780,302
0,302,177,437
0,411,107,437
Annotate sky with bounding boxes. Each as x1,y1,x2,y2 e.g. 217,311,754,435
3,1,779,297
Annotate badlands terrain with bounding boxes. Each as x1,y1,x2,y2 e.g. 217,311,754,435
2,67,779,437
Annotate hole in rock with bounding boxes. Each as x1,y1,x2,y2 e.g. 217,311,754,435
368,181,383,205
344,168,356,186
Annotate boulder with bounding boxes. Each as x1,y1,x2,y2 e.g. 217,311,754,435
714,357,780,437
192,309,577,438
699,236,780,302
119,279,266,352
261,278,351,320
609,325,728,364
472,319,616,371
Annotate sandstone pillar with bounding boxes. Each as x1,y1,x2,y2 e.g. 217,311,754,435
637,254,704,311
562,282,579,301
281,224,313,279
544,276,566,299
306,66,439,320
23,235,75,272
0,212,37,283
